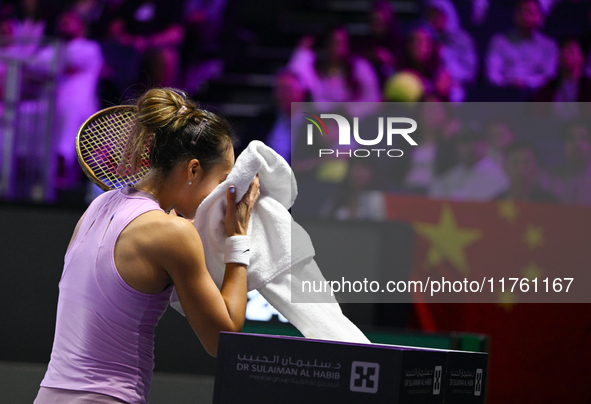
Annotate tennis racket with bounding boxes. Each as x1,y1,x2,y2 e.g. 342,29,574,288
75,105,150,191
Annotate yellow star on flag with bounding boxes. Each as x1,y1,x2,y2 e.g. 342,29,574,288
497,200,520,224
522,262,544,281
522,225,544,250
497,291,517,312
413,204,483,275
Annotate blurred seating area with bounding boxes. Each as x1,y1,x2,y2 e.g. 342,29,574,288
0,0,590,209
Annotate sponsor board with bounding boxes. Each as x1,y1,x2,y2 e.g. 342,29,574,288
213,332,487,404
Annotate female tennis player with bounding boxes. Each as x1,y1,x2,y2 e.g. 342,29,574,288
34,88,260,403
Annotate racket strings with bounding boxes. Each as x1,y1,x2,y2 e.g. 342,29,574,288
78,107,150,190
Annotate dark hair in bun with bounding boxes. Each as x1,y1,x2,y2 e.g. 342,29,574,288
121,87,233,177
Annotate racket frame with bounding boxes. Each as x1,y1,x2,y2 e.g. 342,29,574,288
75,105,142,191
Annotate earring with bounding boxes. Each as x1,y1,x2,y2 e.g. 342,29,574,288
189,181,192,185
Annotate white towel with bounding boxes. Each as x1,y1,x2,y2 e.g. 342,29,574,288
258,257,370,343
170,140,369,344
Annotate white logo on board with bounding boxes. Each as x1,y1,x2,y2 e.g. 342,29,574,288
475,368,483,396
350,361,379,393
433,365,442,395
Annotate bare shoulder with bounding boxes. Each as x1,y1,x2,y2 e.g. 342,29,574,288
123,210,202,251
119,210,204,274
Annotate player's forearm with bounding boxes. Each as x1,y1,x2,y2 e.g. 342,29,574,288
220,263,248,331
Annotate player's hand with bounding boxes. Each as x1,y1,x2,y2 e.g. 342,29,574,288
224,175,260,237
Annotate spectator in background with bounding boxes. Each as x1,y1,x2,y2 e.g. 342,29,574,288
71,0,105,23
534,38,591,105
395,24,457,102
496,140,557,203
322,158,384,221
71,0,119,40
484,119,515,165
288,26,381,103
0,0,59,57
265,70,307,163
486,0,558,91
240,69,307,162
0,14,26,92
398,24,442,93
541,121,591,205
13,0,52,38
183,0,227,54
28,8,103,189
398,98,461,193
429,131,508,201
431,66,455,102
108,0,184,88
425,0,478,102
359,0,405,87
181,0,228,90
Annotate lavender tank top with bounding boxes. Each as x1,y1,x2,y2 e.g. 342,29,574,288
40,186,172,404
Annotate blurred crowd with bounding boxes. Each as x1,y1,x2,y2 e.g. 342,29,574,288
283,0,591,104
0,0,590,212
289,103,591,219
256,0,591,217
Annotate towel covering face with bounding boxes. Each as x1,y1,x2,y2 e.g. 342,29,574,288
171,141,369,344
192,140,315,291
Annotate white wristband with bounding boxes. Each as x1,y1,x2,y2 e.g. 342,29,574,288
224,235,251,266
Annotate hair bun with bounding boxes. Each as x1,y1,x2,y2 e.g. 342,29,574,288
121,87,233,177
136,88,196,132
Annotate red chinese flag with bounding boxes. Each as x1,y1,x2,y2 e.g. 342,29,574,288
386,195,591,403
